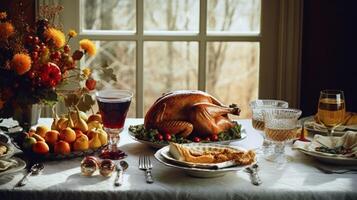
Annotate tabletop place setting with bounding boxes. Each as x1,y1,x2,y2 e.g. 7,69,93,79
0,1,356,199
1,88,356,193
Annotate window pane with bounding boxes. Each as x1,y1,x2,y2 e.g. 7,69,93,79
144,42,198,113
144,0,199,32
207,0,261,34
82,0,136,31
84,41,136,117
206,42,260,119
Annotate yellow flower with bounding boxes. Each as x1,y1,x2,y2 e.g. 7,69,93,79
0,22,15,41
11,53,32,75
82,67,91,77
0,12,7,20
79,39,96,56
68,29,77,38
44,28,66,48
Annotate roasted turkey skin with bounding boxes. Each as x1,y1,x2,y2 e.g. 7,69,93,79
144,90,240,137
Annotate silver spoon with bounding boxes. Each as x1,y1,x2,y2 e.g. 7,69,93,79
114,160,129,186
244,164,262,186
15,163,44,187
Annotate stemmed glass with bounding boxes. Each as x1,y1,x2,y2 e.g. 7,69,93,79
96,88,133,160
317,90,345,146
263,108,302,167
250,100,289,156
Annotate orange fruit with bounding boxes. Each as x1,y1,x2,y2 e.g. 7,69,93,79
36,125,50,138
54,140,71,155
32,133,45,142
32,141,49,154
45,130,59,145
59,127,76,143
28,128,36,137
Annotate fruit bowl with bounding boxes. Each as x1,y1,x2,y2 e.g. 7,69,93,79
128,121,246,149
9,131,107,160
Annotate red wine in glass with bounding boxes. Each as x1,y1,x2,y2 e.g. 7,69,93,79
96,89,133,160
97,100,131,130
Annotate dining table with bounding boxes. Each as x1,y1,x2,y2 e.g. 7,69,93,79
0,118,356,200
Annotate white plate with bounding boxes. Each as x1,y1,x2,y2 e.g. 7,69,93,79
0,142,15,160
128,125,247,149
301,116,347,136
154,147,254,178
0,157,26,176
296,148,357,165
293,140,357,166
160,143,247,169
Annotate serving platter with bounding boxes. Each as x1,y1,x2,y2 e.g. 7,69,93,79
160,143,247,169
154,147,253,178
129,130,247,149
128,123,247,149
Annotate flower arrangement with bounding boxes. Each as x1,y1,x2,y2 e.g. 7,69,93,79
0,7,97,119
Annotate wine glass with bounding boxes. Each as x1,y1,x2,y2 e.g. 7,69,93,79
317,90,345,146
250,100,289,156
96,88,133,160
263,108,302,167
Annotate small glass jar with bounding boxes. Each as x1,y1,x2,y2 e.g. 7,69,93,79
81,156,99,176
99,159,115,177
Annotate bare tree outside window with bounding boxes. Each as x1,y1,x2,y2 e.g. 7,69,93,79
82,0,261,118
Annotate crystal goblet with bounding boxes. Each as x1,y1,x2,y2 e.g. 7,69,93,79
250,100,289,156
96,88,133,160
263,108,302,167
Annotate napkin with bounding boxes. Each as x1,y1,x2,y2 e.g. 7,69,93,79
0,158,17,171
293,131,357,158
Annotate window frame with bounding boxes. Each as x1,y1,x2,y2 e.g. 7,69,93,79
42,0,302,117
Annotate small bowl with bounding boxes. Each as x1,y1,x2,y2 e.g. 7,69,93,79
99,159,115,177
80,156,99,176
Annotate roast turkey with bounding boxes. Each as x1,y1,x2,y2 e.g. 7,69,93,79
144,90,240,137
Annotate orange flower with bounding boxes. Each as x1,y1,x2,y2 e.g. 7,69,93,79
0,100,5,110
79,39,96,56
0,22,15,41
68,29,77,38
11,53,32,75
44,28,66,48
0,12,7,20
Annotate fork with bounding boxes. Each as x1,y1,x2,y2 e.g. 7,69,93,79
139,155,154,183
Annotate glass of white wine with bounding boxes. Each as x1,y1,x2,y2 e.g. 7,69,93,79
250,100,289,157
317,90,345,142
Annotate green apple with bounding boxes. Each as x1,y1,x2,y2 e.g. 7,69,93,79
22,137,37,150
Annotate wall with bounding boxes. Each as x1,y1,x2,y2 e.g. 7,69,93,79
300,0,357,117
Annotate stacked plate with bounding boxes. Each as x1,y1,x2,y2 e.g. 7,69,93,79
0,133,26,176
302,116,357,136
293,133,357,165
154,143,254,178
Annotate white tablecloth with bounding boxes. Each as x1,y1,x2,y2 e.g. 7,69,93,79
0,118,356,200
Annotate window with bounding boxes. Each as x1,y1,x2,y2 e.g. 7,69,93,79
56,0,301,118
